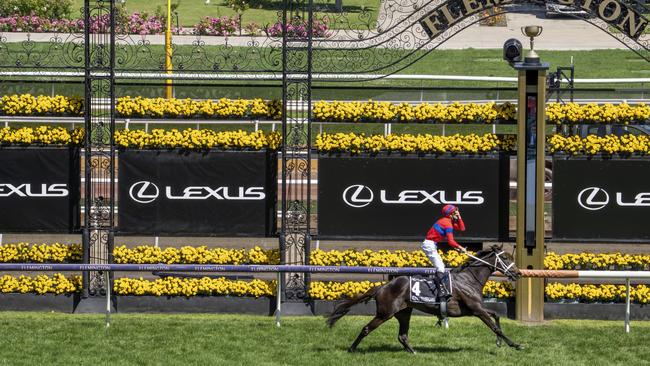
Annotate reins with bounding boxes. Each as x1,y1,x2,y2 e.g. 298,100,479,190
464,250,516,278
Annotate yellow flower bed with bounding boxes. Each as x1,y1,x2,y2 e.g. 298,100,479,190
3,95,647,125
546,103,650,124
113,245,280,265
0,274,82,294
0,243,82,263
548,134,650,155
483,280,515,299
116,97,282,119
113,277,275,297
0,94,83,116
315,133,514,154
309,280,384,300
546,283,650,304
313,101,517,123
114,129,281,150
308,280,513,300
0,126,84,145
5,243,650,273
545,252,650,270
310,249,469,268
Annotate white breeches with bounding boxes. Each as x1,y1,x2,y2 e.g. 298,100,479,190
421,239,445,272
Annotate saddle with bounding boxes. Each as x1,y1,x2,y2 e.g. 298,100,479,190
409,273,452,304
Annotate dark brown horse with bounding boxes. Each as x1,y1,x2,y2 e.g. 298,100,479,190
326,245,523,352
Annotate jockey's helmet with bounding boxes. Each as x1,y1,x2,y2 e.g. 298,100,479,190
442,204,457,217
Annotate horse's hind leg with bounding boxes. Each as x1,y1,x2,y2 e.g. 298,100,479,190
348,315,390,352
394,308,416,354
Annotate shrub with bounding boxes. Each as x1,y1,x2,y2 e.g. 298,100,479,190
0,0,74,19
194,16,239,36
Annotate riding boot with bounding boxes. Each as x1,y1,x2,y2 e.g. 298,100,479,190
434,272,451,302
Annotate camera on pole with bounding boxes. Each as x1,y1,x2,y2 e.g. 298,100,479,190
503,38,523,64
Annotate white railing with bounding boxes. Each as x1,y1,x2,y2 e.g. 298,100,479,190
0,70,649,84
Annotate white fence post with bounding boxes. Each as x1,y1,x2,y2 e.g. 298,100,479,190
275,271,282,328
105,271,111,328
625,278,631,333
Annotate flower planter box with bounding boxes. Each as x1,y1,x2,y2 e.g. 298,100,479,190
116,295,274,314
0,293,76,312
552,155,650,242
317,152,509,241
0,146,80,233
544,302,650,320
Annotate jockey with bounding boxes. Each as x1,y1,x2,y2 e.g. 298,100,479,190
422,204,467,300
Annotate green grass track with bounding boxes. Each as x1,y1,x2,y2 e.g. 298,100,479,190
0,312,649,365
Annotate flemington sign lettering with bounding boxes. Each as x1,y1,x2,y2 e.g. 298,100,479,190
419,0,648,40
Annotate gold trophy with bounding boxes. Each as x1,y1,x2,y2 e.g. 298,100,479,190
521,25,543,64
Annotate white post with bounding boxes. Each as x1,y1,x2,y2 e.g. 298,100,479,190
0,233,3,245
625,278,631,333
255,120,259,131
154,236,159,248
275,271,282,328
105,271,111,328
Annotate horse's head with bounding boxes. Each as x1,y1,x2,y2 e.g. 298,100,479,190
472,245,521,281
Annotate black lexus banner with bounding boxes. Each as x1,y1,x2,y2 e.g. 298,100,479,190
318,154,509,240
0,147,80,232
117,149,277,236
553,157,650,241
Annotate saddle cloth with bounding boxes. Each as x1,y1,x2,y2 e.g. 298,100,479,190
409,273,452,304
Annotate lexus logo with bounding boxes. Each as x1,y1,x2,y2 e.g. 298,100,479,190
342,185,484,208
343,185,374,208
128,181,266,203
129,181,160,204
577,187,650,210
577,187,609,210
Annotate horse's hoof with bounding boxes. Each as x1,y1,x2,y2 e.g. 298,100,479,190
348,347,356,353
496,339,502,347
513,344,524,351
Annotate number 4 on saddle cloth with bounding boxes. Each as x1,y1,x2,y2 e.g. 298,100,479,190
409,273,452,304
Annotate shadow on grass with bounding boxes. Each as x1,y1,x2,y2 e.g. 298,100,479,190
356,345,466,353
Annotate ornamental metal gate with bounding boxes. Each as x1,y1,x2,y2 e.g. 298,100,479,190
82,0,116,298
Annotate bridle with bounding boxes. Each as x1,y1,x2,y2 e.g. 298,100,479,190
465,250,518,280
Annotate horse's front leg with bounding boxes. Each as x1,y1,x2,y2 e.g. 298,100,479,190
474,308,522,350
484,308,504,347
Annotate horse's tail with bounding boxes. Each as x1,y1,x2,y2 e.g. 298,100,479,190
326,285,381,328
